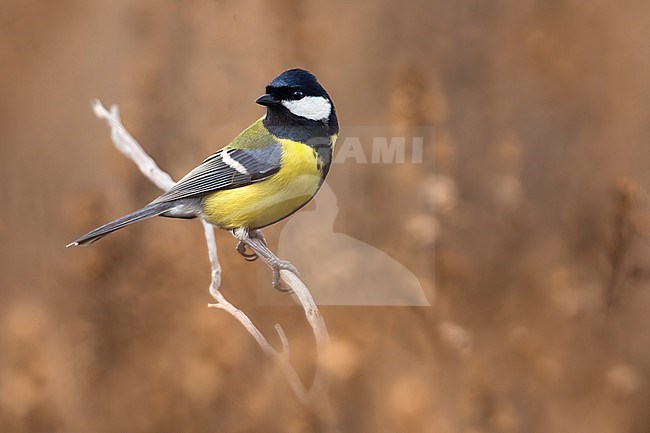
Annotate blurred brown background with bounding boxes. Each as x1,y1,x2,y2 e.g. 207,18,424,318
2,0,650,432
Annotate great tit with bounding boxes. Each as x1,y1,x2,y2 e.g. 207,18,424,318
68,68,338,247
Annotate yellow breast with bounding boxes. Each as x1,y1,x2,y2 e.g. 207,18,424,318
201,139,323,230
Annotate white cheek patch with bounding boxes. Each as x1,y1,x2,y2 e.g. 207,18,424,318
282,96,332,121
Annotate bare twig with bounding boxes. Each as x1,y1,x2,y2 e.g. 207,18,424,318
92,101,174,191
92,99,336,429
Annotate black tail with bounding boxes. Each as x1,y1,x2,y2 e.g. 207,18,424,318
67,202,177,247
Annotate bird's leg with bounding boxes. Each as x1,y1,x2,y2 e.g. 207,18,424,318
233,228,258,261
248,229,268,246
232,228,299,293
249,234,299,292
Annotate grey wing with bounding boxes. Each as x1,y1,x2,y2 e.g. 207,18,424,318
152,144,282,204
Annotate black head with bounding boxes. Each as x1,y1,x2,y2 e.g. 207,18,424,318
266,68,329,99
256,69,337,132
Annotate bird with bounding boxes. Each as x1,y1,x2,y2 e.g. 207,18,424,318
68,68,338,286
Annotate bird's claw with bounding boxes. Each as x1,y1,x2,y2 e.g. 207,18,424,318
236,240,258,261
270,259,299,293
232,228,298,293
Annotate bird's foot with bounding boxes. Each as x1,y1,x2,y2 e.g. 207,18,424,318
232,228,298,293
233,229,269,261
236,241,258,261
233,228,258,261
269,258,300,293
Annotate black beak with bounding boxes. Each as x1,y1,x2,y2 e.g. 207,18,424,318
255,94,279,107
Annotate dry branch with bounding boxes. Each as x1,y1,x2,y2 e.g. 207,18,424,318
91,99,336,429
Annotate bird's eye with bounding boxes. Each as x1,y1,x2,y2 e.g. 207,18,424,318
292,90,305,100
